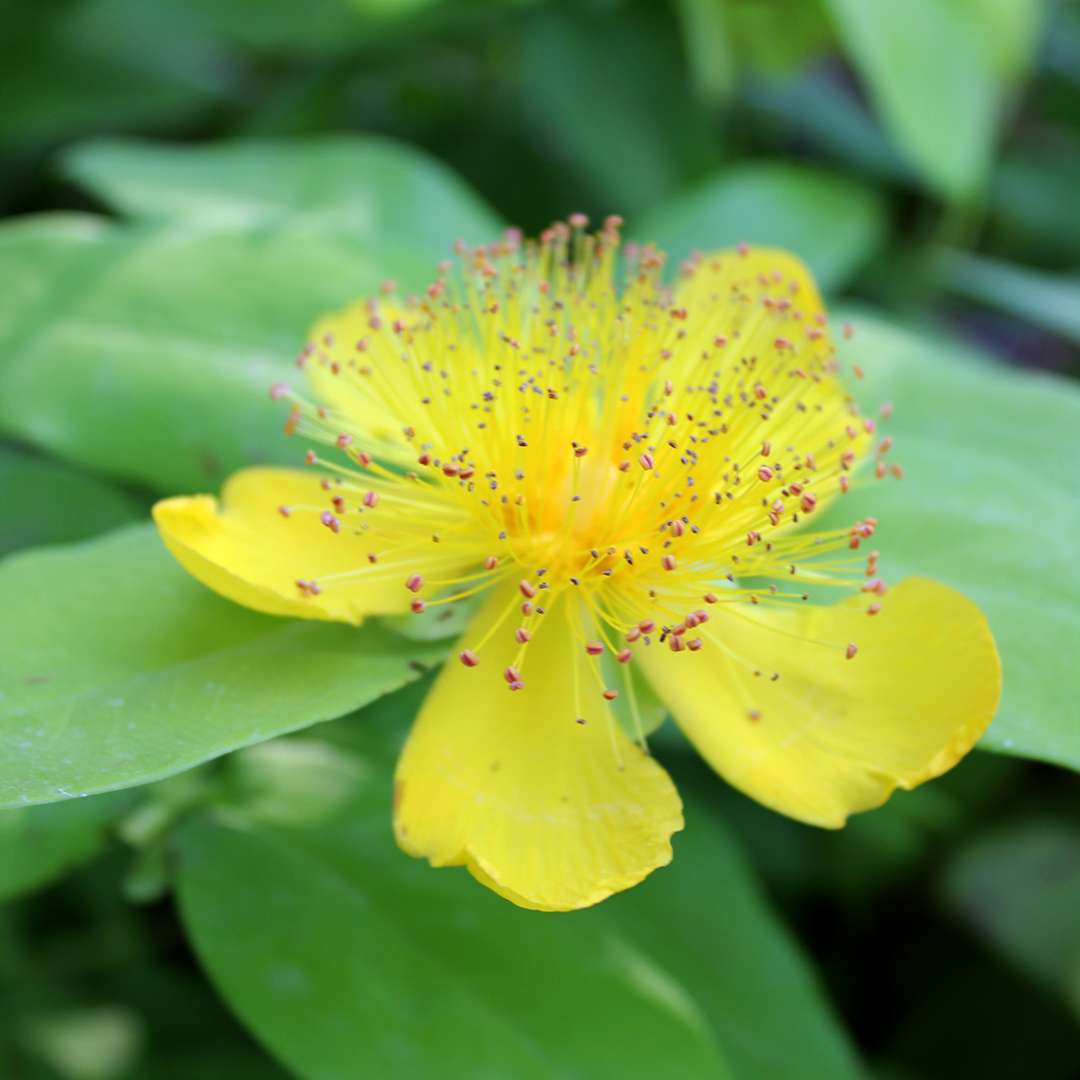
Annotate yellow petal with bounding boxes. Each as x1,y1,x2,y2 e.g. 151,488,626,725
305,301,414,464
394,586,684,911
671,246,868,523
153,467,426,623
638,578,1000,827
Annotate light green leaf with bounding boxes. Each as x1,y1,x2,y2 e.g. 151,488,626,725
938,250,1080,346
675,0,737,107
63,135,500,252
825,0,999,199
0,448,145,556
0,792,130,901
943,820,1080,1019
0,137,501,494
0,216,421,493
634,163,886,292
176,699,860,1079
607,782,862,1079
951,0,1046,85
176,827,735,1079
830,313,1080,771
0,523,445,809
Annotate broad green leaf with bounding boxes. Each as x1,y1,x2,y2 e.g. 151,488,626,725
0,137,501,494
0,448,145,556
176,828,734,1079
829,313,1080,772
520,7,718,216
606,783,862,1079
634,163,886,292
176,697,860,1079
0,523,445,809
63,135,500,253
938,250,1080,346
0,792,130,901
943,820,1080,1019
0,215,423,493
825,0,999,199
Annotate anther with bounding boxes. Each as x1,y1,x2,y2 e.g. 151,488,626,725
585,641,604,656
405,574,424,593
459,650,479,667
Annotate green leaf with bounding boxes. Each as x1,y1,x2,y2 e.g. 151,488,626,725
0,523,445,809
63,135,500,253
938,250,1080,346
943,820,1080,1019
830,313,1080,772
176,702,860,1079
0,792,130,901
992,140,1080,260
0,137,501,494
824,0,999,199
674,0,737,107
0,218,422,494
951,0,1046,85
0,447,145,557
634,163,886,292
0,0,224,147
176,828,735,1078
520,6,718,216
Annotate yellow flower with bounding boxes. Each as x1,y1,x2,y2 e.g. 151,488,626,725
154,219,1001,911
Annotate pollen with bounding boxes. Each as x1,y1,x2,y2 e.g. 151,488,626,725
272,218,893,712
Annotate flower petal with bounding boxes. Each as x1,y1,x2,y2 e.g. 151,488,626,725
638,578,1000,827
671,246,868,521
394,587,684,911
305,302,414,464
153,467,428,623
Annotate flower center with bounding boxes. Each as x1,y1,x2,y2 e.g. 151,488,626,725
272,217,897,698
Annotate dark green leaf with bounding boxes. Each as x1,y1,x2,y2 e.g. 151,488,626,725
0,447,145,557
0,793,130,901
830,313,1080,771
0,523,445,808
943,819,1080,1018
634,163,886,292
520,6,718,216
938,250,1080,346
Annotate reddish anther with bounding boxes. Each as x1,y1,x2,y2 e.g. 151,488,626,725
406,574,424,593
459,650,479,667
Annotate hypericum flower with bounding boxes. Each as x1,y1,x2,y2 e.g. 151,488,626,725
154,218,1001,911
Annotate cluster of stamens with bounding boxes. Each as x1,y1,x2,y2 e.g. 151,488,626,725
268,216,898,731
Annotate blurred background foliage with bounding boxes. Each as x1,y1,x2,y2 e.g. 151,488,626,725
2,0,1079,1077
